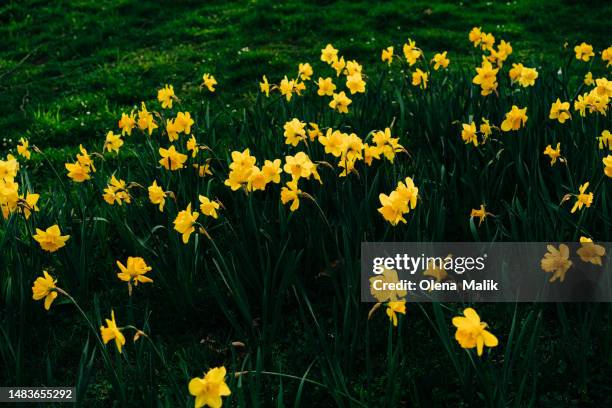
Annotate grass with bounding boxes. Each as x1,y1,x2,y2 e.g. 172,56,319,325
1,0,612,407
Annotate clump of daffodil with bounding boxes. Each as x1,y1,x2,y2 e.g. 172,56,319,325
188,366,231,408
100,310,126,353
486,39,512,67
371,127,404,163
32,224,70,253
452,307,498,356
174,203,199,244
225,148,257,191
386,301,406,327
577,237,606,266
468,27,495,51
508,63,538,87
470,204,493,226
32,271,59,310
103,175,132,205
500,105,528,131
543,143,562,165
472,57,498,96
202,73,217,92
377,177,419,226
541,244,573,282
116,256,153,296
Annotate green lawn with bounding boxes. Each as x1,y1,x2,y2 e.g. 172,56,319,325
1,0,610,158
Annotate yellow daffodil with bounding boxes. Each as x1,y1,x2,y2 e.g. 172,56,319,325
283,118,307,147
479,118,492,141
331,56,346,76
602,46,612,67
452,308,498,356
381,46,393,65
461,122,478,146
77,145,96,172
549,98,571,123
541,244,573,282
280,179,302,211
157,84,175,109
574,42,594,61
571,182,593,213
473,58,498,96
65,161,91,182
186,135,198,158
32,271,58,310
137,102,158,135
346,72,366,94
17,138,31,160
543,143,561,165
100,310,126,353
104,131,123,154
577,237,606,266
202,74,217,92
188,366,231,408
284,152,314,181
103,175,131,205
329,91,351,113
159,145,188,171
402,39,421,66
148,180,166,212
262,159,282,184
175,111,195,134
500,105,528,131
372,128,403,163
118,111,136,136
470,204,493,226
259,75,270,97
33,224,70,253
431,51,449,70
411,68,428,89
116,256,153,294
320,44,338,64
469,27,482,47
369,268,407,302
316,77,335,96
386,301,406,327
225,149,256,191
298,63,313,81
604,155,612,177
279,76,294,101
199,195,220,219
584,72,594,86
363,143,382,166
174,203,199,244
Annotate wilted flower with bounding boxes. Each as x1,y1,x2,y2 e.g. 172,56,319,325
33,224,70,253
188,366,231,408
32,271,58,310
100,310,126,353
541,244,572,282
470,204,493,226
452,308,498,356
